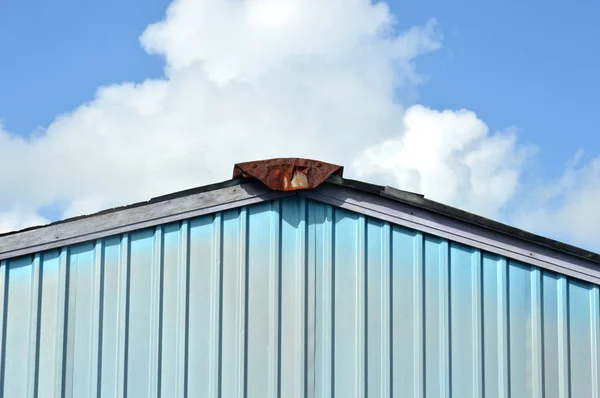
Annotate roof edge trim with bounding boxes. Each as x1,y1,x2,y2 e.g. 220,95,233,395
1,174,599,286
325,175,599,264
301,184,600,285
0,182,291,261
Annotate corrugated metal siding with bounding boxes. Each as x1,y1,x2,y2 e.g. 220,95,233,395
1,197,600,397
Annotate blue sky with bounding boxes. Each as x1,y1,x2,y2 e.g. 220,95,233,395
396,1,600,178
2,0,598,174
0,0,169,134
1,0,599,249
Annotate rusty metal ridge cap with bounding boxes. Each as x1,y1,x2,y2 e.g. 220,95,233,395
233,158,343,191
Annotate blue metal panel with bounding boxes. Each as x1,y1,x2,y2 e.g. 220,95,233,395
1,197,600,397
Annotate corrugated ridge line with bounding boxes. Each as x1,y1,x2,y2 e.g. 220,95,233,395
148,227,163,398
557,275,570,398
498,258,509,398
592,286,600,398
175,220,189,398
238,208,248,397
356,215,366,398
277,203,285,398
0,260,6,396
64,251,76,398
89,241,104,398
531,267,544,397
269,201,281,398
298,198,307,398
210,214,222,398
414,232,424,398
439,240,450,398
331,207,337,398
472,250,483,397
26,254,41,398
306,200,316,398
328,205,334,398
446,241,453,397
116,234,129,398
318,204,334,398
55,248,68,398
381,223,391,398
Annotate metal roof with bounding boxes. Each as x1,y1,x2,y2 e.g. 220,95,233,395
1,158,599,283
324,174,600,264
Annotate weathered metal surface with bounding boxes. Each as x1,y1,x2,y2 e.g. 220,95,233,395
3,172,599,286
0,182,290,261
301,185,600,286
233,158,343,191
1,197,600,397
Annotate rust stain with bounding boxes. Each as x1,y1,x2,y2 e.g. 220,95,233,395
233,158,344,191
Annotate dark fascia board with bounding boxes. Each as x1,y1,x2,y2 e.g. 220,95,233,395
1,175,599,285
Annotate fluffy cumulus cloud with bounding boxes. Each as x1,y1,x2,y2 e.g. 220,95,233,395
0,0,597,251
0,0,443,230
356,106,531,219
514,154,600,249
0,210,48,235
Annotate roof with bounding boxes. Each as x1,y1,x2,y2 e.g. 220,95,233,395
1,158,599,285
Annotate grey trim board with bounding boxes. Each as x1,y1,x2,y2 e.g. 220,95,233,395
1,175,600,286
301,184,600,285
326,175,600,264
0,182,291,261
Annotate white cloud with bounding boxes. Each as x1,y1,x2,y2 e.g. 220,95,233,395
356,106,532,219
139,0,440,83
0,0,597,253
514,154,600,250
0,0,444,231
0,210,49,234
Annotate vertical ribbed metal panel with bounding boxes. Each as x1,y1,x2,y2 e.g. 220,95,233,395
1,197,600,397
